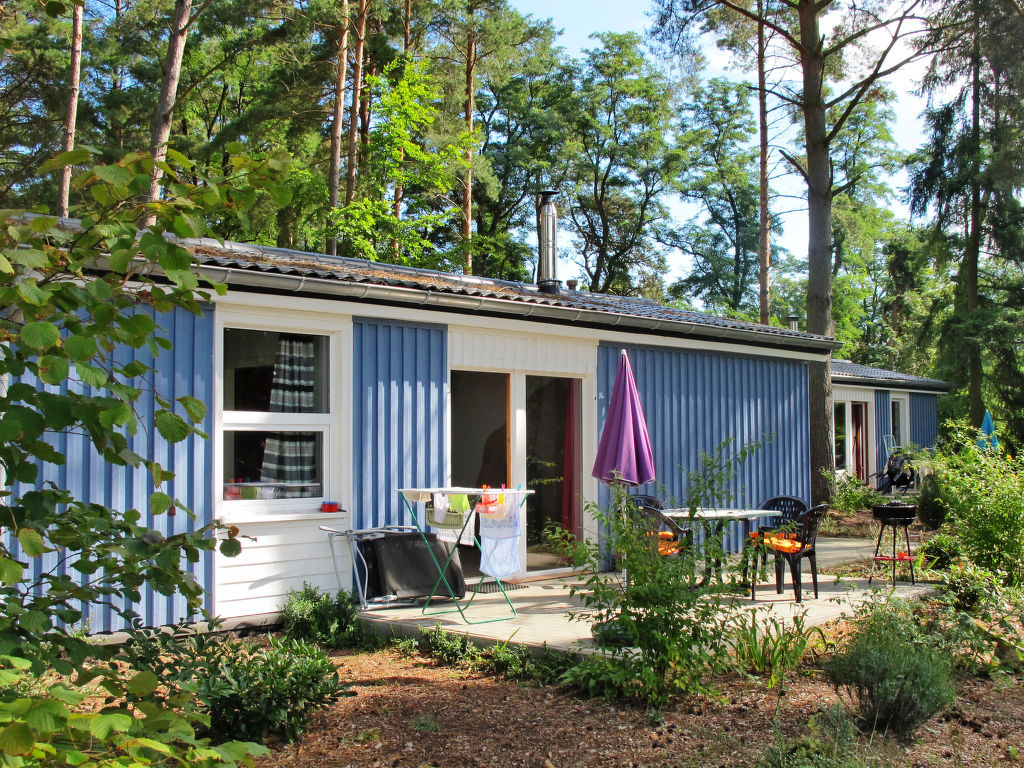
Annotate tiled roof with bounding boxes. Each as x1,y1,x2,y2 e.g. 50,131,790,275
184,237,837,349
832,359,949,391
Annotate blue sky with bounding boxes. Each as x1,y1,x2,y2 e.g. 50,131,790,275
507,1,929,287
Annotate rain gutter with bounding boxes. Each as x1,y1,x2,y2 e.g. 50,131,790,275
199,264,842,354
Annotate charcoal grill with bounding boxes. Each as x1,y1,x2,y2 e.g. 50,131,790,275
869,503,917,584
872,503,916,525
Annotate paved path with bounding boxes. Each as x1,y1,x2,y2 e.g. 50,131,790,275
814,536,878,566
359,569,930,654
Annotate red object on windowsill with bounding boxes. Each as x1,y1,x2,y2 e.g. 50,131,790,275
320,502,339,513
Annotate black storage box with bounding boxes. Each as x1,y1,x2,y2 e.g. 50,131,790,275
357,531,465,601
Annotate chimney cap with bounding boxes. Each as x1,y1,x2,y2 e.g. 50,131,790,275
787,310,800,331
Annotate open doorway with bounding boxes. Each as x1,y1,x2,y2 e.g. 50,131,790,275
526,376,581,572
851,402,869,482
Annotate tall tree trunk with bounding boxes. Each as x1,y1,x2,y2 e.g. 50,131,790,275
359,60,375,146
58,2,83,219
392,0,412,259
462,25,476,274
147,0,192,215
967,26,984,426
798,0,835,504
326,0,350,256
344,0,369,205
757,4,771,326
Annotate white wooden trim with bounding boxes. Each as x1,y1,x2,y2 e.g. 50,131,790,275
214,307,348,524
213,290,829,363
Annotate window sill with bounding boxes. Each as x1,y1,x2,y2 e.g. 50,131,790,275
217,510,351,526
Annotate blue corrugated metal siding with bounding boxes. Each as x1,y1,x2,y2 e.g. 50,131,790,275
352,320,447,530
597,344,810,553
874,389,891,470
9,305,215,633
910,392,939,448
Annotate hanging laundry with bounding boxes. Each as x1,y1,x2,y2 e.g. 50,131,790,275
480,536,521,578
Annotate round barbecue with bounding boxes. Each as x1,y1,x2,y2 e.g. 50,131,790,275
872,502,917,525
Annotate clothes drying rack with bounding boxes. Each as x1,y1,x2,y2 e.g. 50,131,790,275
398,487,533,625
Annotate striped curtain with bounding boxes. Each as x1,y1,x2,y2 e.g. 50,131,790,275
261,335,318,498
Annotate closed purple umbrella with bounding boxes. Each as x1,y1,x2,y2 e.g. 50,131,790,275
592,349,656,486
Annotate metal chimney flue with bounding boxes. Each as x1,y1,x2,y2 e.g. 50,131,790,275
537,190,561,294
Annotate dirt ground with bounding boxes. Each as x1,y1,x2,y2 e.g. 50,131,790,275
261,646,1023,768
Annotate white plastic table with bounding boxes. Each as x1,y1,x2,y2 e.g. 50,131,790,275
662,508,767,586
398,487,533,624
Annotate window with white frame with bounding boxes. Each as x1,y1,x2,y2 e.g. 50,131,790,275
221,328,330,502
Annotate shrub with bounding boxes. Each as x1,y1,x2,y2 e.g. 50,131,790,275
827,472,884,515
121,626,349,743
420,623,475,665
916,473,948,530
928,422,1024,585
417,624,573,685
918,531,960,570
824,603,955,735
281,582,374,648
553,482,744,706
197,636,348,743
758,706,868,768
940,561,1004,611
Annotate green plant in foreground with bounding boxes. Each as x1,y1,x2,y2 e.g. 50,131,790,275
927,421,1024,584
197,636,349,743
0,655,268,767
728,609,826,688
0,147,287,766
281,582,376,648
121,626,350,743
758,705,869,768
824,602,955,735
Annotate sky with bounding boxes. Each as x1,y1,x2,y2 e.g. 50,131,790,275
507,0,932,287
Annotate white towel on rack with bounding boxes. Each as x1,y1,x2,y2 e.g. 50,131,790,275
432,493,449,524
478,497,522,540
480,536,521,578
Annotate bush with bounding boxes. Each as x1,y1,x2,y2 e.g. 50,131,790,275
824,603,955,735
928,422,1024,584
281,582,374,648
552,479,745,706
940,561,1004,611
827,472,884,515
420,623,475,665
198,636,347,742
916,473,947,529
758,706,868,768
918,531,960,570
120,626,349,743
417,624,574,685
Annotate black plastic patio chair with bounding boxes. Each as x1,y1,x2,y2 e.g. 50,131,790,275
744,495,808,589
872,451,917,495
628,494,686,556
756,503,828,602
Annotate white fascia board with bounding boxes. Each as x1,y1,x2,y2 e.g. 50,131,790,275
211,288,829,364
831,378,945,397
